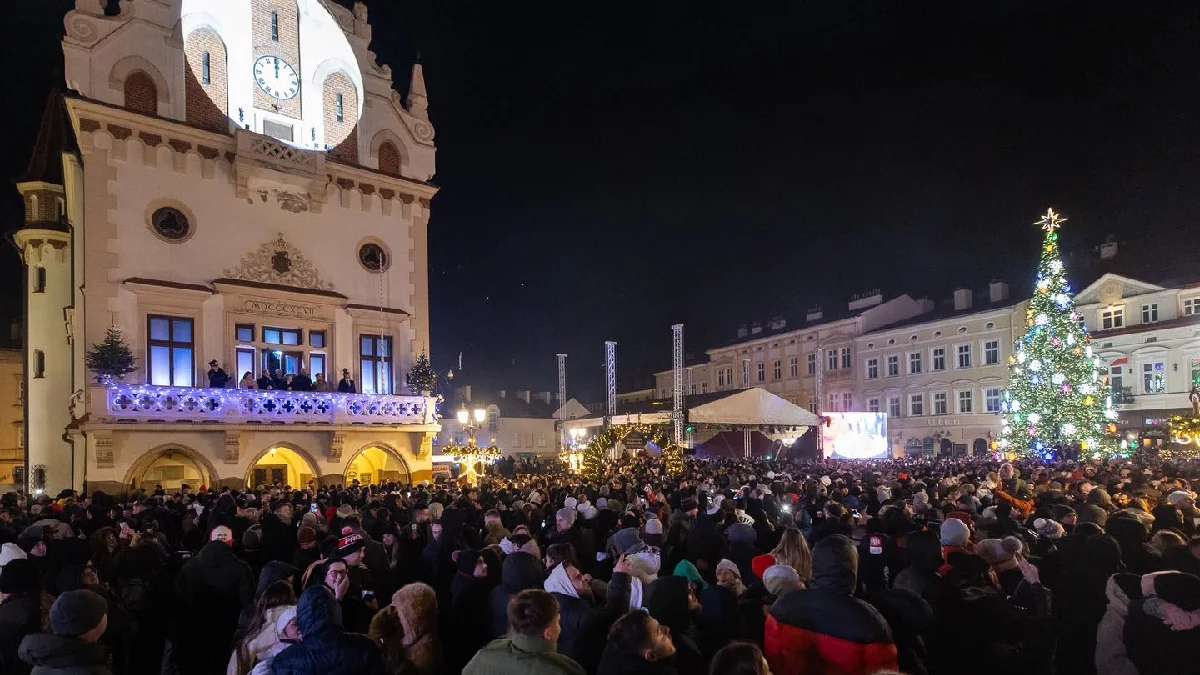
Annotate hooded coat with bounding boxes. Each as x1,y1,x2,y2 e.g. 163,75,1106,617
549,568,631,675
172,541,255,675
269,586,382,675
490,552,544,637
17,634,112,675
644,576,704,675
393,583,443,675
1122,571,1200,675
1095,573,1141,675
764,535,898,675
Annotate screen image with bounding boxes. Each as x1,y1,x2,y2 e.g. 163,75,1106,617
822,412,889,460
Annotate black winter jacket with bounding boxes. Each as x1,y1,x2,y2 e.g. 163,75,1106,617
270,585,383,675
553,571,631,675
0,594,41,675
17,633,112,675
490,552,544,637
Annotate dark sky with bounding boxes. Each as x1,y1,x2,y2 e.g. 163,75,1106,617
3,0,1200,400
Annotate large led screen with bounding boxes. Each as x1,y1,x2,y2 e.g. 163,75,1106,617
822,412,889,460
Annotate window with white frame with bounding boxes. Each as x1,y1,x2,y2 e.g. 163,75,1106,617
933,391,947,415
690,384,697,394
866,358,879,380
536,433,548,448
985,387,1002,413
757,363,765,382
1141,304,1158,323
510,433,521,448
701,381,709,393
725,367,733,386
842,392,853,411
888,396,901,417
957,390,973,413
909,393,924,416
828,393,839,412
828,351,838,371
841,347,852,369
789,356,799,378
1142,361,1166,393
909,352,922,374
773,359,782,380
1185,298,1199,316
984,340,1000,365
887,355,900,377
717,370,726,387
932,347,946,371
808,397,818,413
807,353,816,375
1101,307,1124,329
957,344,972,369
867,397,880,413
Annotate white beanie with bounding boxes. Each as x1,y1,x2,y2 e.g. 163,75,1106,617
763,564,801,596
581,505,598,521
564,496,578,511
643,516,663,535
940,518,971,547
0,542,27,569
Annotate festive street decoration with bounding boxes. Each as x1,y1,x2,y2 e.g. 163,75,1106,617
581,423,683,479
85,327,137,382
406,349,436,394
446,437,502,485
1001,209,1118,458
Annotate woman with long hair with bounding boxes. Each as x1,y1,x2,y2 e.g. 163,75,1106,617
771,528,812,585
227,580,296,675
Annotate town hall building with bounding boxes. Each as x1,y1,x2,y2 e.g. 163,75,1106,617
13,0,440,494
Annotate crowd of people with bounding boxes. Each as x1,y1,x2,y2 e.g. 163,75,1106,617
209,361,359,394
1,452,1199,675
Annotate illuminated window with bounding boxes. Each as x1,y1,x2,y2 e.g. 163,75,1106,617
271,11,280,41
202,52,211,85
1101,307,1124,329
147,315,194,386
235,324,254,343
336,94,344,123
360,335,393,395
1142,361,1165,393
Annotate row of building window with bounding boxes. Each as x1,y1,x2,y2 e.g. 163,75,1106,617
1100,301,1194,330
844,388,1005,416
865,341,1000,380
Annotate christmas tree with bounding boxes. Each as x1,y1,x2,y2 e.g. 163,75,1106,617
407,349,436,394
85,327,137,382
1001,209,1119,459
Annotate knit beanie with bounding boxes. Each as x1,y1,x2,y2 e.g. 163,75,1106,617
297,526,318,545
1077,504,1109,529
643,516,663,535
940,518,971,547
0,542,27,569
716,558,741,579
50,589,107,637
976,537,1023,566
763,564,801,596
1033,518,1065,540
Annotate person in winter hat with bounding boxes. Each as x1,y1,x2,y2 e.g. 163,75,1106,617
18,589,111,675
1123,571,1200,675
1095,573,1143,675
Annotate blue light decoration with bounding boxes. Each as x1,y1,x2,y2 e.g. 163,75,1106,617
1030,375,1042,386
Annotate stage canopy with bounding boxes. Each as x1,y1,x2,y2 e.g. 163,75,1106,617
567,387,820,430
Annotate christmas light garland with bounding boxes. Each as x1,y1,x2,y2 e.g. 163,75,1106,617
581,423,683,480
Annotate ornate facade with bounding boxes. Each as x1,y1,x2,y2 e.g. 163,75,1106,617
13,0,440,494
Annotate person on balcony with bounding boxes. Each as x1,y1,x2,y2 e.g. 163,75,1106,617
338,369,357,394
257,370,274,390
314,373,334,392
272,370,288,391
239,372,257,389
208,361,231,389
293,368,313,392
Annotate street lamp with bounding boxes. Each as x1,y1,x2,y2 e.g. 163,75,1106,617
450,404,498,484
560,427,588,473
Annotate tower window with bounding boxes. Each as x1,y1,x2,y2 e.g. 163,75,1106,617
33,267,46,293
271,12,279,41
33,350,45,379
202,52,211,85
56,197,66,221
336,94,344,122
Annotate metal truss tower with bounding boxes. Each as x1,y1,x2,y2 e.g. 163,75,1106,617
557,353,567,448
672,324,684,446
605,341,617,421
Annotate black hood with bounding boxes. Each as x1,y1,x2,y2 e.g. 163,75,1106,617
257,560,298,597
501,552,543,592
18,633,105,670
296,584,342,637
644,575,692,633
810,534,858,594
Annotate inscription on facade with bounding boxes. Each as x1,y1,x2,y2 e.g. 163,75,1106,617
243,299,317,318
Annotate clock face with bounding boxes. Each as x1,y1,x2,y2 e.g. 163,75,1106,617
254,56,300,100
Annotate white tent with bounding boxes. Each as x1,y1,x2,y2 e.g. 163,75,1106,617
686,387,820,427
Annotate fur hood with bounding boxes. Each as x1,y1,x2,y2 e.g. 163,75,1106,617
393,583,438,646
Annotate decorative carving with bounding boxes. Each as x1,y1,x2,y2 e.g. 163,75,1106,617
354,2,369,22
330,432,345,460
247,136,319,173
418,433,435,460
94,433,114,469
412,121,433,142
224,233,335,292
224,432,241,464
66,15,99,44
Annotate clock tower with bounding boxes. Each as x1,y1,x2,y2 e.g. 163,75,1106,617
251,0,302,124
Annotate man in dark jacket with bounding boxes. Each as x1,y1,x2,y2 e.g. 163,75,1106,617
18,589,111,675
171,526,255,675
0,559,42,675
764,534,898,675
465,589,584,675
491,551,544,637
546,558,632,674
643,575,703,675
271,585,383,675
207,360,230,389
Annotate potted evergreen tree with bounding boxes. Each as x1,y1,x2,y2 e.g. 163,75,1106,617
407,350,436,395
85,327,137,384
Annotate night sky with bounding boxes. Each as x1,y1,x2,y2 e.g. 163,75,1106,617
3,1,1200,401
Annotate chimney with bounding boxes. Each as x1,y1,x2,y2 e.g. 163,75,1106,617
537,391,552,404
769,315,787,330
989,280,1009,303
498,390,507,399
848,289,883,312
806,306,823,322
953,288,973,311
1099,241,1118,260
737,324,749,338
516,390,531,404
917,298,936,313
750,321,763,335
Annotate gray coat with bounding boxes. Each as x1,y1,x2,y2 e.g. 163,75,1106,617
1095,573,1141,675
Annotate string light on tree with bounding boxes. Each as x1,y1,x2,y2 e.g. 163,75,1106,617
1001,209,1118,458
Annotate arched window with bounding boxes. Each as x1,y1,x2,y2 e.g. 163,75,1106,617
378,141,401,176
124,71,159,115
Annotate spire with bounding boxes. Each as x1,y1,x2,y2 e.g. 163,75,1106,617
407,62,428,121
19,90,79,186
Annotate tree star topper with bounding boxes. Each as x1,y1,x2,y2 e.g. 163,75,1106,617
1038,208,1066,233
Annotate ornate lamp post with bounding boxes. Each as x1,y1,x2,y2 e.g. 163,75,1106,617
560,427,587,473
450,404,498,485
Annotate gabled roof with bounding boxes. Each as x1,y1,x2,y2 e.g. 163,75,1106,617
1073,273,1168,306
19,90,79,186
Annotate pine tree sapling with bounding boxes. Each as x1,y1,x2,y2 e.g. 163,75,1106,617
85,327,137,382
1001,209,1119,459
407,350,436,394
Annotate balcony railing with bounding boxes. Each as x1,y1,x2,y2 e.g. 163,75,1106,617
97,384,437,426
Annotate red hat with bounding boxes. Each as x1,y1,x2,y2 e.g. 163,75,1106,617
751,553,775,580
898,473,910,481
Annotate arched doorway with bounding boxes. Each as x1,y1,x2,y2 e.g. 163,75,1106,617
123,445,217,492
244,443,321,490
972,438,989,456
343,444,412,487
938,438,954,457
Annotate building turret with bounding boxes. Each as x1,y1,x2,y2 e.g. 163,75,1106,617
12,92,80,495
407,62,429,121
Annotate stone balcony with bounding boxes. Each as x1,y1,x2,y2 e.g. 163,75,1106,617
90,384,438,427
